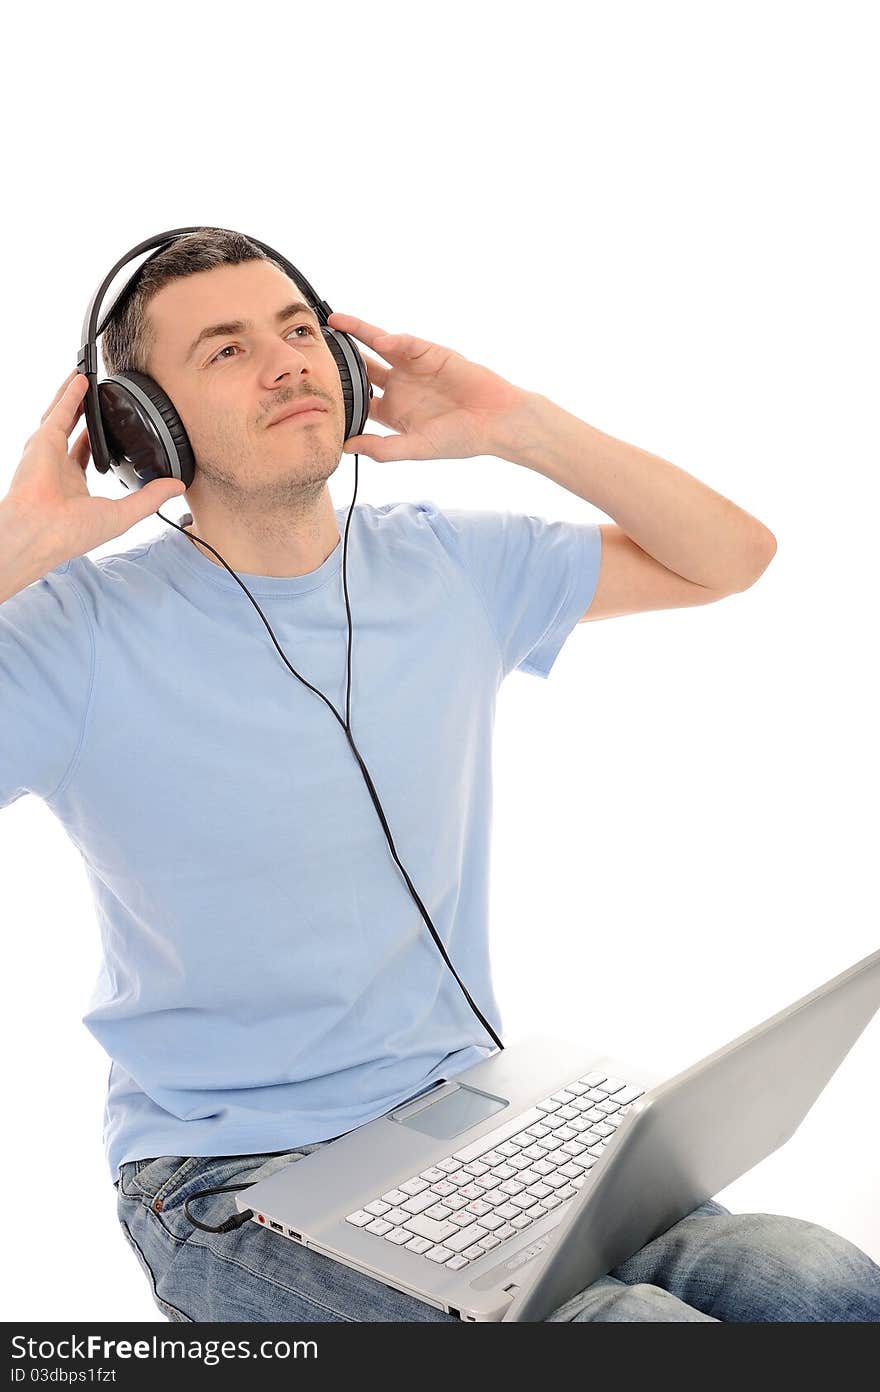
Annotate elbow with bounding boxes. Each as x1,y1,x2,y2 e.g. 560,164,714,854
732,529,778,592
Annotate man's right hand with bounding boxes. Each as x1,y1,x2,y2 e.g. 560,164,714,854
2,369,187,572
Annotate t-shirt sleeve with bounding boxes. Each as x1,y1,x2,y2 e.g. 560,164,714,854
0,562,96,809
421,502,603,679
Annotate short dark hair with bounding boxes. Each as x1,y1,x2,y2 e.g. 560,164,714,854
101,227,292,377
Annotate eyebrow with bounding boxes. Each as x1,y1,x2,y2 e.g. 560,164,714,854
185,301,321,363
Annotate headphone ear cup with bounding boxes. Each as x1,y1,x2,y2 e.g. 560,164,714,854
98,370,196,489
322,327,373,440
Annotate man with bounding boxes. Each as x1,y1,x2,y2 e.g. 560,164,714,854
1,229,877,1320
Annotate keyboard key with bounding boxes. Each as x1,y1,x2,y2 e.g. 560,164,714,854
598,1077,627,1094
384,1227,414,1245
614,1085,645,1106
463,1243,487,1259
499,1179,525,1196
558,1162,585,1179
457,1183,486,1201
445,1254,470,1270
346,1210,373,1227
429,1180,456,1198
444,1194,470,1211
521,1145,546,1161
425,1203,452,1222
476,1173,503,1191
405,1214,457,1243
366,1218,392,1235
511,1193,535,1210
426,1245,455,1263
463,1160,490,1177
526,1204,548,1220
464,1199,492,1218
400,1177,430,1196
420,1168,447,1183
365,1200,391,1216
479,1234,502,1251
436,1158,461,1174
516,1169,541,1187
481,1213,506,1231
551,1090,576,1103
405,1235,433,1254
511,1214,533,1229
445,1223,489,1253
402,1192,436,1215
496,1223,517,1240
384,1207,412,1225
543,1173,570,1190
527,1182,553,1200
494,1202,521,1221
449,1211,477,1228
382,1188,410,1206
492,1163,517,1180
579,1071,608,1087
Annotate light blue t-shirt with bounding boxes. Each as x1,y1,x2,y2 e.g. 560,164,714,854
0,499,601,1183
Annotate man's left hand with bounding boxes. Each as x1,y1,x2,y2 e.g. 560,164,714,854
327,311,527,461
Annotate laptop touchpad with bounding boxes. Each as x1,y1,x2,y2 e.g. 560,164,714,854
389,1081,508,1140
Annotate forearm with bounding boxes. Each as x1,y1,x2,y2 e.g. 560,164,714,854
492,392,777,592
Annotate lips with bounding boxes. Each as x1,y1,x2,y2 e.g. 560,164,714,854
268,402,327,427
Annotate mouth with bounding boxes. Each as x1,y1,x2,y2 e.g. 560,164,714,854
268,403,327,427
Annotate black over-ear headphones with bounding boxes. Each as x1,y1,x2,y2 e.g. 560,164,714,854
77,226,503,1057
78,225,373,489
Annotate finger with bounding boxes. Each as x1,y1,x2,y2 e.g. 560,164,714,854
361,352,390,390
42,372,90,437
326,311,397,356
42,369,81,422
342,432,426,462
118,477,187,526
69,427,92,473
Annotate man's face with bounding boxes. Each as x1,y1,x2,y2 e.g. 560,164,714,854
145,259,345,508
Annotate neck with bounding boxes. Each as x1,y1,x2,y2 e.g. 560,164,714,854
181,486,341,578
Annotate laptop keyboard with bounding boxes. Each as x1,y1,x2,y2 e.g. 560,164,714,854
345,1069,644,1271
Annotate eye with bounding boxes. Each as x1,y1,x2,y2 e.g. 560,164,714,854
209,323,317,364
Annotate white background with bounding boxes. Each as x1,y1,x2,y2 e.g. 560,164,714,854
1,0,876,1322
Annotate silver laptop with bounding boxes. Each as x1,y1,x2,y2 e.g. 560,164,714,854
237,945,880,1321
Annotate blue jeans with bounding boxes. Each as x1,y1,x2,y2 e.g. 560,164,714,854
115,1146,880,1322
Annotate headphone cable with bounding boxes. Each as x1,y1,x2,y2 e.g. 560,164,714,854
156,450,503,1236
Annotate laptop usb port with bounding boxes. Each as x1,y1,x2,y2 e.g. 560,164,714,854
287,1230,301,1240
269,1220,283,1232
